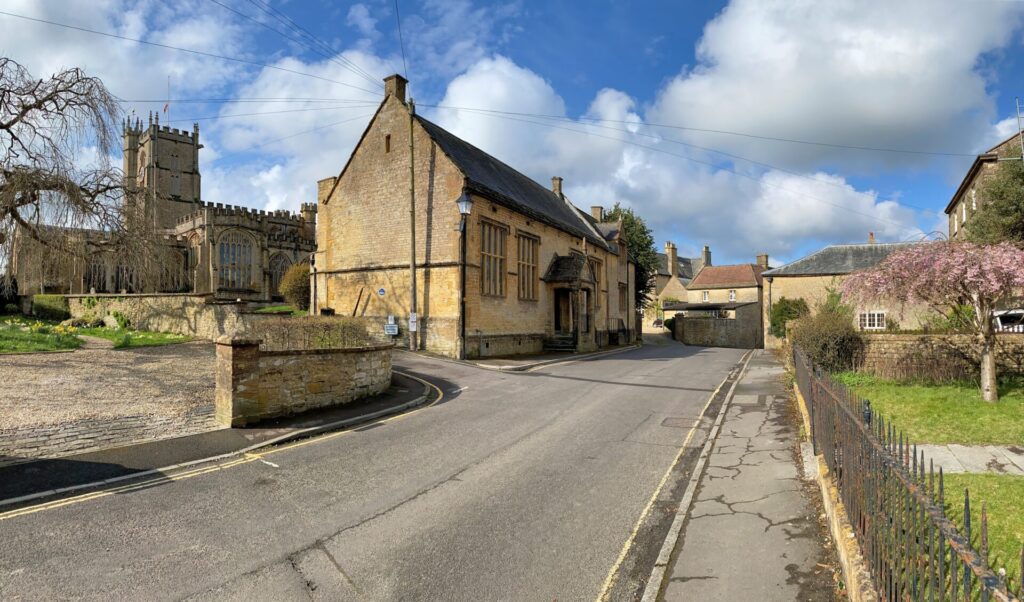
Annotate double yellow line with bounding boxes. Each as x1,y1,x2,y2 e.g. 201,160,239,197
0,372,443,522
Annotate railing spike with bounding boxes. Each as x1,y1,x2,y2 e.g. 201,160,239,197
981,502,989,569
913,443,918,476
965,488,972,544
929,458,934,502
939,467,945,515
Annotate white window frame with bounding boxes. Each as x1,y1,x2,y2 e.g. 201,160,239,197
971,187,977,211
859,310,886,331
702,290,709,302
962,202,967,223
728,289,736,302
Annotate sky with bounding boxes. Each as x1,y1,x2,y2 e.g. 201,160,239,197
2,0,1024,266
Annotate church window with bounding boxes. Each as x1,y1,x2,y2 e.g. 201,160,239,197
218,231,255,290
269,254,292,296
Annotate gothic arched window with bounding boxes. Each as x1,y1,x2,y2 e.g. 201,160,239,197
218,230,255,290
269,253,292,297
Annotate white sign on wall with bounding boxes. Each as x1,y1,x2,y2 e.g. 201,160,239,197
409,312,418,333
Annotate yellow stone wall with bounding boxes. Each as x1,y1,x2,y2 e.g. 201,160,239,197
762,274,935,349
687,285,760,304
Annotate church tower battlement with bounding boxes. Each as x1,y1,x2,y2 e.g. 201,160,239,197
123,112,203,229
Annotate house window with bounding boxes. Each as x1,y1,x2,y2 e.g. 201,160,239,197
962,202,967,223
859,311,886,331
590,258,602,307
702,290,709,302
218,230,255,290
728,289,736,302
580,289,591,333
953,213,958,233
385,134,391,153
481,220,507,296
971,187,977,211
517,234,538,300
619,283,628,312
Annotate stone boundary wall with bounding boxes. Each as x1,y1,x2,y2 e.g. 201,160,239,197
673,303,763,349
67,293,243,340
856,333,1024,381
215,337,393,426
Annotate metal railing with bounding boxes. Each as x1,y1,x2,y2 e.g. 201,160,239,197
793,347,1023,601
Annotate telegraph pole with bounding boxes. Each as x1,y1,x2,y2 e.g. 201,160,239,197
408,97,418,351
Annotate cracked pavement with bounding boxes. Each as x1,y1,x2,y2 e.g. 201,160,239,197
662,351,838,601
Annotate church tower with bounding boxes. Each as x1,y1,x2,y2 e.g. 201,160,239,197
123,113,203,229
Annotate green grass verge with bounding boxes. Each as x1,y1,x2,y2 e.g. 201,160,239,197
834,372,1024,446
944,473,1024,588
76,327,191,349
252,304,307,316
0,315,82,353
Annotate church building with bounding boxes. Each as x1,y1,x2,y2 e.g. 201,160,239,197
10,115,316,300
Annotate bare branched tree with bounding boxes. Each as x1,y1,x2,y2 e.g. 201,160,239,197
0,57,165,295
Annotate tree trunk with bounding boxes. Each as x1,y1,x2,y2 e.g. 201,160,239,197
980,336,999,402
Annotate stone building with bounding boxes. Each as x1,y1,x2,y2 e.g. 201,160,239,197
10,114,316,300
314,74,637,358
645,242,709,327
761,241,933,349
945,132,1022,240
663,256,768,348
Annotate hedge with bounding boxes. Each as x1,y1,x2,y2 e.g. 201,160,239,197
32,294,70,320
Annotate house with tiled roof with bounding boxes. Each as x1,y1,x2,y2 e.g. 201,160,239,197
314,74,637,358
643,242,709,329
760,239,934,349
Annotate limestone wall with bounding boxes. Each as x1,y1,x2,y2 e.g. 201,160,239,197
855,333,1024,381
67,293,243,339
215,338,392,427
675,303,763,349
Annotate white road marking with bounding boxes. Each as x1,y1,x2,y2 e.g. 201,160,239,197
258,459,279,468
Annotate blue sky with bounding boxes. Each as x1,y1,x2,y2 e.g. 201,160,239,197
3,0,1023,266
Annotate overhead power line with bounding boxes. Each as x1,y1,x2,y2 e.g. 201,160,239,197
240,0,382,88
421,104,978,158
204,0,381,89
433,106,915,229
215,113,373,158
162,103,378,124
0,10,382,96
119,97,375,104
394,0,409,81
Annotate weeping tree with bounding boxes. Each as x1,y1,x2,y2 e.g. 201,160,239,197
842,242,1024,401
1,57,164,295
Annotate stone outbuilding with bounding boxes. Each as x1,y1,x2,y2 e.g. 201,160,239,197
314,74,637,358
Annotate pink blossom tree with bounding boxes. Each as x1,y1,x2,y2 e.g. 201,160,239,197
841,242,1024,401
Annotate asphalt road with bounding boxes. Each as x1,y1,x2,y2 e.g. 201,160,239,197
0,341,745,601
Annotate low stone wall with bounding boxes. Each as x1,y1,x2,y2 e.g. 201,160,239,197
856,333,1024,381
215,337,393,427
67,293,243,340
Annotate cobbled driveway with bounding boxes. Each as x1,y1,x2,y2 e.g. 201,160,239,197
0,342,219,465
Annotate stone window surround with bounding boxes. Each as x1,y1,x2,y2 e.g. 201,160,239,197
859,310,886,331
516,231,539,301
480,218,508,297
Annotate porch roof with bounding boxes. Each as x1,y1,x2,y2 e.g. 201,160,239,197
542,254,595,284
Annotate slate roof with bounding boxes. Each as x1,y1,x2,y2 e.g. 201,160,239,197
542,254,595,284
689,264,765,289
655,253,703,282
762,242,925,277
414,115,611,251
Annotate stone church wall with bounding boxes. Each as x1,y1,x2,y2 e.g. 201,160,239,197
67,293,243,340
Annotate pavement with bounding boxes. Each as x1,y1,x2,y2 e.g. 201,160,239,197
655,351,838,601
0,340,748,601
468,343,639,371
916,443,1024,475
0,372,431,505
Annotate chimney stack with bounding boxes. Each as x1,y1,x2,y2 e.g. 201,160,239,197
384,74,408,103
317,176,337,204
756,253,769,269
551,176,563,198
590,206,604,221
665,242,678,278
868,231,876,244
701,245,712,268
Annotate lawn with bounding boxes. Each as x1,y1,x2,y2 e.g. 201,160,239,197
0,317,82,353
944,473,1024,589
252,304,307,316
834,372,1024,446
76,326,191,349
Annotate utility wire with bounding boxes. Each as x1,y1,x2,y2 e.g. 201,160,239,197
394,0,409,81
163,103,378,124
421,103,979,158
436,105,936,213
205,0,381,89
441,107,915,229
0,10,382,96
216,113,373,157
242,0,380,87
118,97,374,104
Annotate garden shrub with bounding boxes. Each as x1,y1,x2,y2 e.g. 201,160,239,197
279,263,311,311
791,291,863,372
32,294,70,320
111,311,131,329
4,303,19,315
663,316,676,336
769,297,809,338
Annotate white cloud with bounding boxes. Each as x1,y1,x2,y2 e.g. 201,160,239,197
347,4,380,44
405,0,522,80
648,0,1024,171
